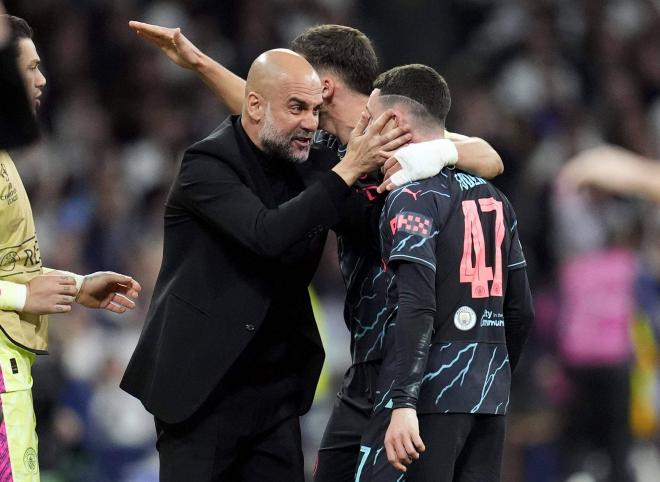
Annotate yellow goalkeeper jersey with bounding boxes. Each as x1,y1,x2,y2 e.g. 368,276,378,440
0,151,47,353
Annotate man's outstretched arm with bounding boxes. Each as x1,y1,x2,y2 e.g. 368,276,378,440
129,21,245,114
559,144,660,203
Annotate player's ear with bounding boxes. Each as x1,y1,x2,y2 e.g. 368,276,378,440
321,77,335,102
245,92,264,122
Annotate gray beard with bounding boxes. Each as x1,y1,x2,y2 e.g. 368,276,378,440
258,109,311,164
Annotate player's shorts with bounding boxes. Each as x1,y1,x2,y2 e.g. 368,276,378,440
314,360,380,482
0,329,39,482
356,408,506,482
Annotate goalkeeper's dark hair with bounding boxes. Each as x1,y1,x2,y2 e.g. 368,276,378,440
2,15,33,48
373,64,451,129
290,24,378,95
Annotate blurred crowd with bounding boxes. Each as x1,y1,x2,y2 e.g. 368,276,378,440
4,0,660,480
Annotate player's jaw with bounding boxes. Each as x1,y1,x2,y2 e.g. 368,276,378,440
260,110,314,163
17,39,46,114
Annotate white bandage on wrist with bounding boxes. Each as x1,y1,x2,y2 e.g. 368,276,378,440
389,139,459,187
0,280,27,311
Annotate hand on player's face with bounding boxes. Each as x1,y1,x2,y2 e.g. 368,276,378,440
384,408,426,473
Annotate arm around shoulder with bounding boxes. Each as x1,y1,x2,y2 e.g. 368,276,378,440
446,131,504,179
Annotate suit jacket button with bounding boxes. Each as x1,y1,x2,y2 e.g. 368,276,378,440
245,324,255,331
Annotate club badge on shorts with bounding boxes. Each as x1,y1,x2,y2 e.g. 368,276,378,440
454,306,477,331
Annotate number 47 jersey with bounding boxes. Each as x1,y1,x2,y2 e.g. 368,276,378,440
379,169,527,415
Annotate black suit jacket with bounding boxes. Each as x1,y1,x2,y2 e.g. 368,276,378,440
120,116,350,424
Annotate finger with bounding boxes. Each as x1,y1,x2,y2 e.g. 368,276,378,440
58,276,76,285
380,131,412,152
137,29,172,47
369,109,397,134
111,293,136,309
60,295,75,305
116,283,141,299
64,284,77,295
384,164,402,181
377,180,388,194
121,278,142,293
402,435,420,460
129,21,173,37
105,301,128,314
352,111,370,137
55,284,77,295
385,441,405,472
54,304,72,313
131,279,142,292
394,439,410,465
382,155,400,172
412,432,426,453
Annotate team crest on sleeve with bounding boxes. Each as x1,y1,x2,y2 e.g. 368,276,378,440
454,306,477,331
389,211,433,238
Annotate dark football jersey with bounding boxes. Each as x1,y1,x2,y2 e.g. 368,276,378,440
378,169,526,414
313,130,390,364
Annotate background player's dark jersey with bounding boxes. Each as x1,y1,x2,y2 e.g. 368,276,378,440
377,169,526,414
313,130,390,364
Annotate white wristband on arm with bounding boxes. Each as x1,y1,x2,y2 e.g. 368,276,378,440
389,139,459,187
0,280,27,311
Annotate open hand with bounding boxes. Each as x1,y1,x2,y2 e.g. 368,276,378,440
76,272,141,314
129,20,204,70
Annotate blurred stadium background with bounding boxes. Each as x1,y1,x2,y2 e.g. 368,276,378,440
3,0,660,480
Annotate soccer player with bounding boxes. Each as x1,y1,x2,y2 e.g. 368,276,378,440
128,21,505,482
0,15,141,481
0,4,38,148
355,64,534,482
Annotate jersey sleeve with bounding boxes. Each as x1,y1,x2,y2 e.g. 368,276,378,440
381,182,448,271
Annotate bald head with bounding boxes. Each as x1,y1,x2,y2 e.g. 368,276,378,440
244,49,320,105
242,48,323,163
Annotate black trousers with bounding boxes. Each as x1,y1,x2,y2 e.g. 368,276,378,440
156,381,304,482
315,361,380,482
356,412,506,482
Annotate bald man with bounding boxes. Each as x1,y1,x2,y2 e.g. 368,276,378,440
121,49,410,481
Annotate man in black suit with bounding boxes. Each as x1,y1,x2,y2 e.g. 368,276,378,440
121,48,410,481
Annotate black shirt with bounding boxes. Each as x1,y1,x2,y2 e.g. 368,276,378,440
220,122,314,419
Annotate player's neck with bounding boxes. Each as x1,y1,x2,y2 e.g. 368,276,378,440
328,91,368,146
410,126,446,144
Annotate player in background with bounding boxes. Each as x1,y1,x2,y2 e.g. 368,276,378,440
0,2,38,149
355,64,534,482
127,21,505,482
0,15,141,481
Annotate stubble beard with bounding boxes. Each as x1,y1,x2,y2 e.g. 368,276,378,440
259,106,311,164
